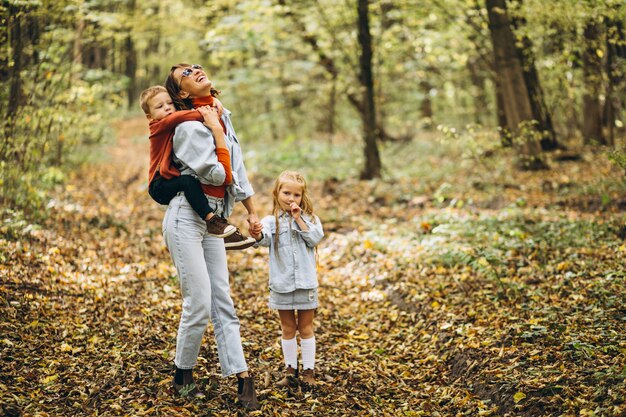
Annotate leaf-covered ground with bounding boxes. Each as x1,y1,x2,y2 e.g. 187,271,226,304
1,118,625,416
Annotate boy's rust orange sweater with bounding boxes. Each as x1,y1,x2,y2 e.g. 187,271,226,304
148,110,232,198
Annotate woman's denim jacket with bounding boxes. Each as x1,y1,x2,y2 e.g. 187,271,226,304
172,107,254,218
256,212,324,293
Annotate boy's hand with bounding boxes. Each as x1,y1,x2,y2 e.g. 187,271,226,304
289,202,301,219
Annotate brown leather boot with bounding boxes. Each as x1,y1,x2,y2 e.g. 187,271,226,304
237,376,260,410
276,365,298,388
172,367,205,399
301,368,315,385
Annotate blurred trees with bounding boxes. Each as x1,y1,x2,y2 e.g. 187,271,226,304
2,0,625,204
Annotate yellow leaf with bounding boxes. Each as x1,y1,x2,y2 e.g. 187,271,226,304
596,49,604,58
513,391,526,403
431,301,440,309
363,239,374,250
41,374,59,385
388,310,398,322
60,343,73,352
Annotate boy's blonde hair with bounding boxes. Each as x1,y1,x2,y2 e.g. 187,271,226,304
139,85,168,115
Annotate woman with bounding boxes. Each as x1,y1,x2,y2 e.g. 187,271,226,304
161,63,261,410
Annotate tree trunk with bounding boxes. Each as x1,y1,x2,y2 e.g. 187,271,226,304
7,2,25,119
125,35,137,110
486,0,546,169
278,0,398,144
509,0,559,150
582,21,605,145
493,78,510,145
467,57,488,125
73,18,85,64
326,73,337,140
357,0,381,179
604,17,626,147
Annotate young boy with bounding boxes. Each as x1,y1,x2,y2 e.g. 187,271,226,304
141,85,246,242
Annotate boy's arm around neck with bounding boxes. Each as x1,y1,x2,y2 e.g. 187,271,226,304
149,110,203,136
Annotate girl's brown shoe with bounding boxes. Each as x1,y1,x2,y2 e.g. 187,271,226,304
276,365,298,388
301,368,315,385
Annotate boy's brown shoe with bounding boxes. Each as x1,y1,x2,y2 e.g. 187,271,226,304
224,230,256,251
276,366,298,388
301,368,315,385
237,376,260,410
205,215,237,238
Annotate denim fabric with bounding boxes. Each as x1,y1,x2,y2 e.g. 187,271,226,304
255,213,324,293
172,107,255,218
162,194,248,376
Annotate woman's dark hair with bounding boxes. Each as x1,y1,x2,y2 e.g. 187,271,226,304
165,63,220,111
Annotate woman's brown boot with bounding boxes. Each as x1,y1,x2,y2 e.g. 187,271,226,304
276,365,298,388
172,366,205,399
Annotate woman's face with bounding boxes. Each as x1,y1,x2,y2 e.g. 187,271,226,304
173,64,213,98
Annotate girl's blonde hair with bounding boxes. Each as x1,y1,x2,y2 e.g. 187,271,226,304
271,171,316,250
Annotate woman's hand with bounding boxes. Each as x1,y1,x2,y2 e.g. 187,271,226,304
198,106,223,132
247,213,262,236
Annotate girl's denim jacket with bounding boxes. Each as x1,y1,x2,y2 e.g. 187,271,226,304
172,107,254,218
256,212,324,293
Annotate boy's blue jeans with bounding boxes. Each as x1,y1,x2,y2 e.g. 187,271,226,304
162,194,248,376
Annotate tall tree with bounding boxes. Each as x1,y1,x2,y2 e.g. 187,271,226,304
582,20,606,145
509,0,559,150
357,0,382,179
603,15,625,146
486,0,546,169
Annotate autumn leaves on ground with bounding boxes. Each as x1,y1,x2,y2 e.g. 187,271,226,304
2,118,625,417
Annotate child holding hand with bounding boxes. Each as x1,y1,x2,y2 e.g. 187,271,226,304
250,171,324,386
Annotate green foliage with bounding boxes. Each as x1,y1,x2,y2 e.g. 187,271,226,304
1,0,124,215
608,148,626,175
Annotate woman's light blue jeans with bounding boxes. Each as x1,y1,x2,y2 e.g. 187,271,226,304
163,194,248,376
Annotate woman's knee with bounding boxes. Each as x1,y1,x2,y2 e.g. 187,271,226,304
298,322,314,339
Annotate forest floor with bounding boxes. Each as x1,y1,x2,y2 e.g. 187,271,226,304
1,117,625,417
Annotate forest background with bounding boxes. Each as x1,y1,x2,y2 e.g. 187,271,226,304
1,0,626,416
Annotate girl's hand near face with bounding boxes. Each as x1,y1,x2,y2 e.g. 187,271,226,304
289,202,302,219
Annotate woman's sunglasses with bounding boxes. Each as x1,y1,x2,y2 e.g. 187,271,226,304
179,64,203,88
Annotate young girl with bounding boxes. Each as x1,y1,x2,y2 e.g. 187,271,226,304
250,171,324,386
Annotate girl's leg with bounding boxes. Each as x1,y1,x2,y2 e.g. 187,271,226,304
297,309,316,383
296,310,315,339
278,310,297,340
278,310,298,370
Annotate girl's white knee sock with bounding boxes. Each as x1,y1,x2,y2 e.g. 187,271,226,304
281,337,298,369
300,336,316,370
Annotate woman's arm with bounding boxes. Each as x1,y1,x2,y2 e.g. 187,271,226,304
172,121,227,185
